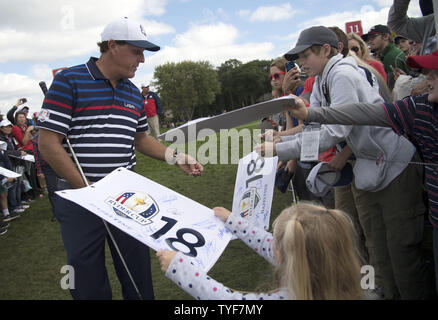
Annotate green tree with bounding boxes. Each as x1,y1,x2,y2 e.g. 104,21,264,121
152,61,221,121
215,59,271,112
239,60,272,106
217,59,243,111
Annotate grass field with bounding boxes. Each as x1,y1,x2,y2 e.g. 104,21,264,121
0,122,295,300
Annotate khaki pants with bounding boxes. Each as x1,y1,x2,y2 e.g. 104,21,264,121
334,185,369,262
351,160,433,299
147,115,160,138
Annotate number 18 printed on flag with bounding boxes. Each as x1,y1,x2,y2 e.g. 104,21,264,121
55,167,232,272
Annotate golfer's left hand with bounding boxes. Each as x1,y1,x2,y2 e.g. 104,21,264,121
176,153,203,177
254,142,277,157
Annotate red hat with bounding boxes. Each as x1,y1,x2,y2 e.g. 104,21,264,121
407,50,438,70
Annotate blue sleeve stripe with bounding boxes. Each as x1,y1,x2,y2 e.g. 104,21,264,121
71,79,105,84
76,96,111,102
52,80,72,90
49,90,73,101
63,72,91,77
74,88,112,93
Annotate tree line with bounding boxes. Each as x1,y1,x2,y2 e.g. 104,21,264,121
152,59,273,123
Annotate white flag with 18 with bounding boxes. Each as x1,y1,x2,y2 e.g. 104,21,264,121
56,167,232,272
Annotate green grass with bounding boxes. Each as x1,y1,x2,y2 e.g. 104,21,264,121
0,122,294,300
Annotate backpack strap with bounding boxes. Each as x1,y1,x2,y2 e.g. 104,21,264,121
322,61,374,105
358,65,374,87
321,60,341,106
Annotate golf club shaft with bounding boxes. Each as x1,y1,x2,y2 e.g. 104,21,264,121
65,138,143,300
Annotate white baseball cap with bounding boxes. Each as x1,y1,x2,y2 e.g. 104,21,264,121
0,119,12,127
101,17,160,52
306,162,353,197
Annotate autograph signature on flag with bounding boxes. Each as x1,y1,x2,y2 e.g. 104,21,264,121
56,167,232,272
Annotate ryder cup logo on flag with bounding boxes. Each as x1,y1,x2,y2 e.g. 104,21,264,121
239,188,260,218
106,191,159,226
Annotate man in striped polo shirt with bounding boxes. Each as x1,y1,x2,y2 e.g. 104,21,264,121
285,50,438,295
37,18,203,300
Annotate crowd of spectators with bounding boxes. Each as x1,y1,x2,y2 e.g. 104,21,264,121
0,0,436,300
261,0,437,299
0,98,50,235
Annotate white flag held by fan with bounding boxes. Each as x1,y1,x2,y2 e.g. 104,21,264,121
232,151,278,236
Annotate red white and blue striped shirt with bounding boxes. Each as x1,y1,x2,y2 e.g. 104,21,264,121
382,94,438,227
37,57,148,182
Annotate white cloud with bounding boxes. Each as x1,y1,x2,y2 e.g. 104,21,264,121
0,71,48,117
276,30,302,42
0,0,174,63
0,0,174,114
281,2,422,45
0,21,276,106
30,64,53,81
372,0,393,7
302,8,376,31
240,3,298,22
275,30,302,57
0,27,101,63
0,0,169,31
131,23,275,86
151,23,274,65
139,20,176,36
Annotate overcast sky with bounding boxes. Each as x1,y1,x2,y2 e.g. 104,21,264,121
0,0,421,116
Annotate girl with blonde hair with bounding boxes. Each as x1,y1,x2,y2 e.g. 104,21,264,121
348,50,393,102
347,32,387,83
157,202,366,300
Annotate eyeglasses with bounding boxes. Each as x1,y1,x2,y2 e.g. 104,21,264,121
351,46,360,53
269,72,286,81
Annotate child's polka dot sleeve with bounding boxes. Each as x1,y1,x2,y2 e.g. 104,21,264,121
165,252,289,300
225,211,277,266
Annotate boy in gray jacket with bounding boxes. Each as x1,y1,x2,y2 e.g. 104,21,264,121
286,50,438,295
256,26,432,299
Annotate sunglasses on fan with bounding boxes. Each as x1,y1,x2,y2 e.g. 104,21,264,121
269,72,286,81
